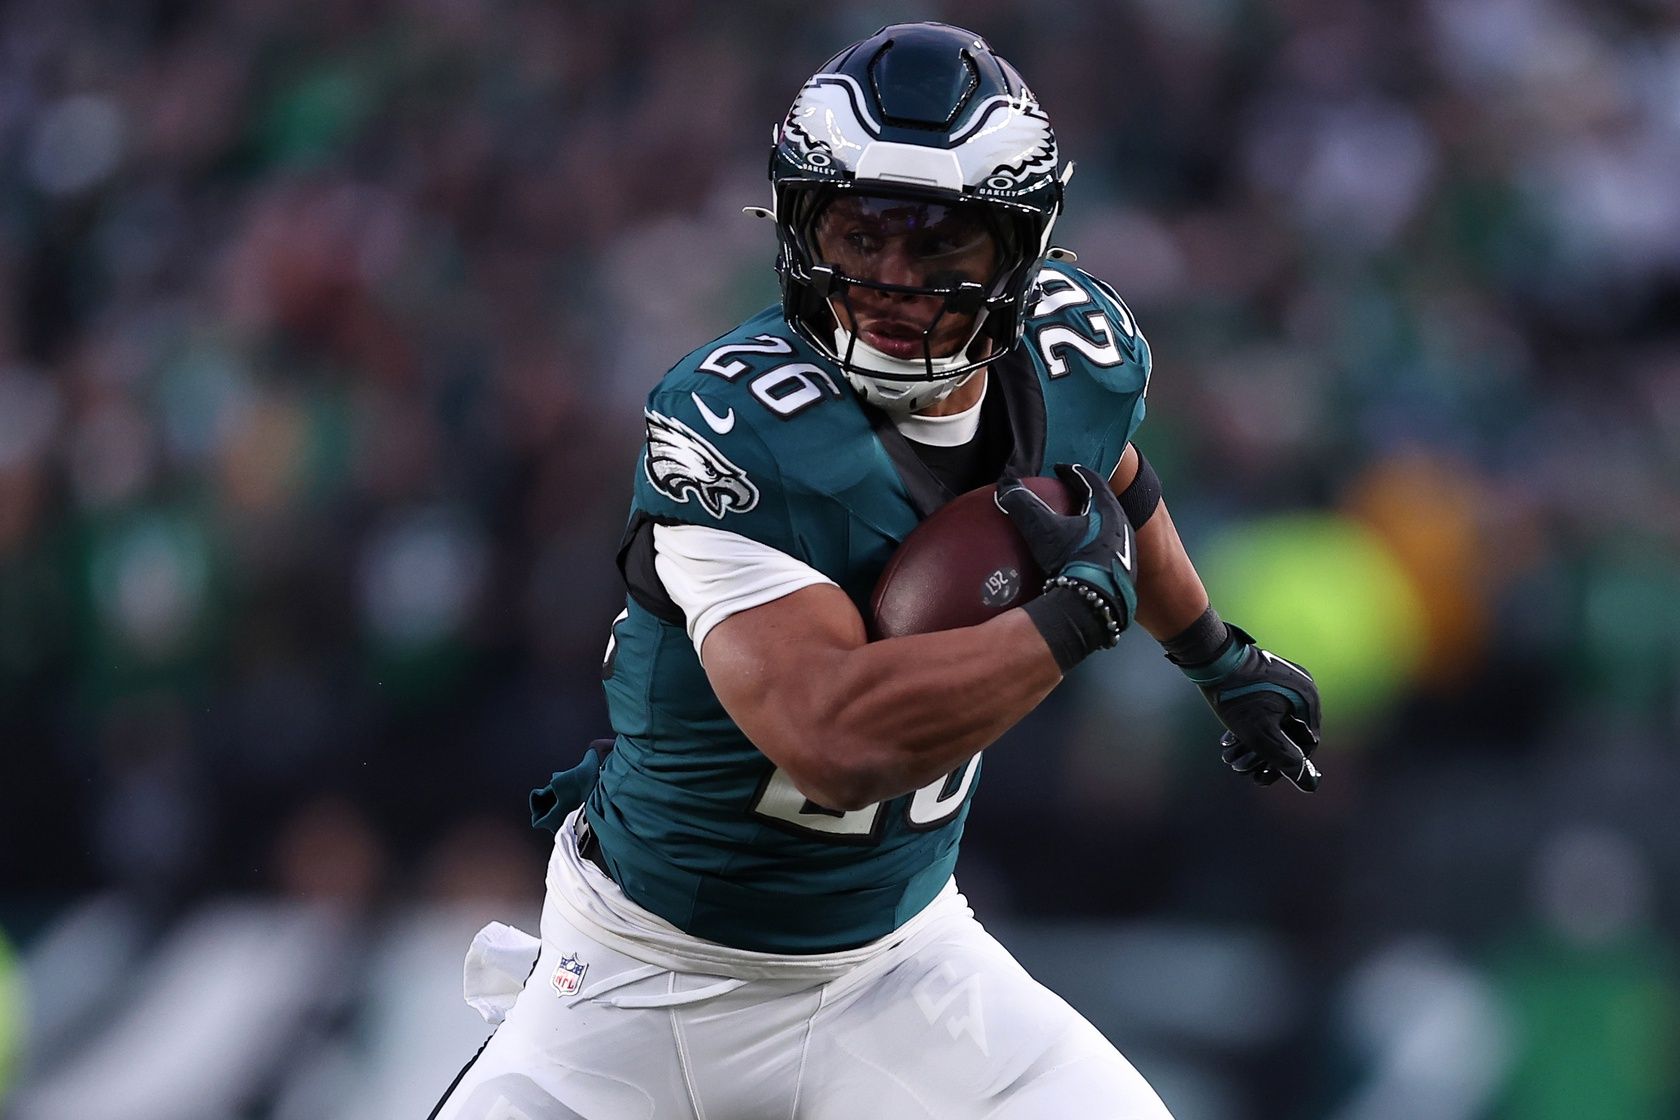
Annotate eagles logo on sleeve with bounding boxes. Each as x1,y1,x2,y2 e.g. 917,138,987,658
643,409,760,519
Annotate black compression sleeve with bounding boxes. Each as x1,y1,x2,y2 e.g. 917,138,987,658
1161,606,1232,667
1024,585,1114,673
1118,451,1162,530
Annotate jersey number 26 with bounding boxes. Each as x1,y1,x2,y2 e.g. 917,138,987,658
750,758,980,843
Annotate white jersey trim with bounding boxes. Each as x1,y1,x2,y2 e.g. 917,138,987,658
652,524,836,659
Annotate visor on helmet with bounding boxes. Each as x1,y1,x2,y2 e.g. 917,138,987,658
815,195,1000,289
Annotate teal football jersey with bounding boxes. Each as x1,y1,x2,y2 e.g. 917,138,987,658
588,261,1150,952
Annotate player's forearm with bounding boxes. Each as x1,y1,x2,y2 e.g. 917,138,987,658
790,611,1061,809
1131,499,1211,640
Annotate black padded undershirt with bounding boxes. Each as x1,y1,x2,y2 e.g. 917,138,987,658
903,381,1013,499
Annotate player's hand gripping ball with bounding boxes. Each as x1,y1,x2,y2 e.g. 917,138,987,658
995,464,1139,637
870,477,1076,639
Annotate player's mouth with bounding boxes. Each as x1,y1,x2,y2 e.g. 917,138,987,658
859,322,935,360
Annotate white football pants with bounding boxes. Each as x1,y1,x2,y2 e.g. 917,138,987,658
430,816,1173,1120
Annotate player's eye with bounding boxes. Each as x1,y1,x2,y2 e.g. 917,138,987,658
843,231,883,253
913,226,985,260
915,234,960,257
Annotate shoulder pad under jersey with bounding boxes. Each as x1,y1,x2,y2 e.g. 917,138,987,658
1026,260,1151,399
635,307,859,558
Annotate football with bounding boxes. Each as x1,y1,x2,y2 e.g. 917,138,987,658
869,476,1077,639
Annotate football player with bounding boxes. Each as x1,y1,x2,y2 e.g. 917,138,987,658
432,21,1320,1119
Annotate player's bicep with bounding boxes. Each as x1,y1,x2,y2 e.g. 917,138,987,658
700,584,868,789
651,523,859,771
651,523,837,654
701,582,866,720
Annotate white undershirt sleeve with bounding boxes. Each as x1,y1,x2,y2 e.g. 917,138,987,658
652,524,838,661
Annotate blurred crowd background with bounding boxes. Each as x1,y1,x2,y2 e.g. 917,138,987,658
2,0,1678,1116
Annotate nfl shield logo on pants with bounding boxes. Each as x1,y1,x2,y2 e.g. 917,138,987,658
551,952,588,997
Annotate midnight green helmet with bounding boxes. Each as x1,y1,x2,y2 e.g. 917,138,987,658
765,23,1069,412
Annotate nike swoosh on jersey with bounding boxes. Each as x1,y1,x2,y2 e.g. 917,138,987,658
691,393,735,434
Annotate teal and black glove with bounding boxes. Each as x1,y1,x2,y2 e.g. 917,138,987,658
1172,624,1322,791
997,463,1138,672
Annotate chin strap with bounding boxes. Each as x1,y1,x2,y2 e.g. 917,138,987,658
831,326,974,413
830,323,977,379
849,379,964,414
829,319,994,413
865,370,982,416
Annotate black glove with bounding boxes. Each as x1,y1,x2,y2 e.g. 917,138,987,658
997,463,1138,672
1173,626,1322,791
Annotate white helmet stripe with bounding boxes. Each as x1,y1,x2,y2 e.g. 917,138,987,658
785,76,1058,196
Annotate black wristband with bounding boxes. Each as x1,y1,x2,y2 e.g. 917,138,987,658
1161,606,1232,667
1024,584,1113,672
1118,451,1163,530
